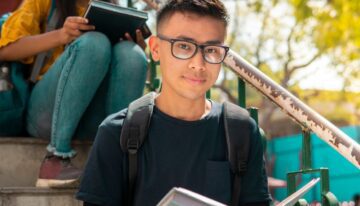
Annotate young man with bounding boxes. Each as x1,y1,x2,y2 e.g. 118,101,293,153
76,0,271,205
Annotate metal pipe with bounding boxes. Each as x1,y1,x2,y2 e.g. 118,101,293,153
224,50,360,169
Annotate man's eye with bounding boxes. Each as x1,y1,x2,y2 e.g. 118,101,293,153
178,43,191,50
205,47,218,54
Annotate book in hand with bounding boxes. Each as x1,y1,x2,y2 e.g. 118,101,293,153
84,0,152,43
158,178,320,206
157,187,227,206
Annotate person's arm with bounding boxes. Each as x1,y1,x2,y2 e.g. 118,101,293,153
124,29,147,51
237,118,272,206
0,17,94,61
76,112,128,206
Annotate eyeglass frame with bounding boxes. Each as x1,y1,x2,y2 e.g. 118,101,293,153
157,34,230,64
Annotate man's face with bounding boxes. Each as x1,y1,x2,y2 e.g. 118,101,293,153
150,12,227,101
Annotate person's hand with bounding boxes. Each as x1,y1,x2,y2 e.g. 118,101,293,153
124,29,147,51
58,16,95,45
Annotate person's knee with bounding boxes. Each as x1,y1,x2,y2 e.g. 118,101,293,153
113,41,147,73
68,32,112,74
74,32,112,57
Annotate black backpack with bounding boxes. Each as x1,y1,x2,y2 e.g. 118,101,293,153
120,92,252,206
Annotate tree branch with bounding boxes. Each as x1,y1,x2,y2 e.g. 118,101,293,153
227,2,240,48
254,8,271,68
213,84,237,103
291,52,321,71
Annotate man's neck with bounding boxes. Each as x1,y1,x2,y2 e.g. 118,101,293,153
155,92,211,121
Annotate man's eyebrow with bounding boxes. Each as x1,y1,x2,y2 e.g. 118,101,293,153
176,35,223,45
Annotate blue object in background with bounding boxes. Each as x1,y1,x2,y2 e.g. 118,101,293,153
268,125,360,202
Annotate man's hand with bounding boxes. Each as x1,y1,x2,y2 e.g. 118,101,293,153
124,29,147,51
58,17,95,45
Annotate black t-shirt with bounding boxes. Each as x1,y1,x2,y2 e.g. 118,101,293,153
76,102,271,206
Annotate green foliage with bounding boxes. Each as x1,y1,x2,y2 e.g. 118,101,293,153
290,0,312,21
251,1,263,13
258,63,284,84
295,0,360,60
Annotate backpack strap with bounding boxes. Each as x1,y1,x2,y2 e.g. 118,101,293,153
30,0,59,83
223,101,251,206
120,92,157,205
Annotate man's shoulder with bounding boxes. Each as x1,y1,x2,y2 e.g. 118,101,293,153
99,108,128,131
213,100,253,121
219,101,258,135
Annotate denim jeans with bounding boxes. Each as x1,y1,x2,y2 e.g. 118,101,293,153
26,32,147,158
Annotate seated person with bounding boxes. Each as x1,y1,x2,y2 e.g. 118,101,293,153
0,0,147,188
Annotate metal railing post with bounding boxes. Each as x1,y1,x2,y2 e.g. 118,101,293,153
302,129,312,170
238,78,246,108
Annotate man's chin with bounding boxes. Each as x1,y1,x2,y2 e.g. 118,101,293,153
179,90,208,101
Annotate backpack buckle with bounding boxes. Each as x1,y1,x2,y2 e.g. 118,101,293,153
127,138,139,154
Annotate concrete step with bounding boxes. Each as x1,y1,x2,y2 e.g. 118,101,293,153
0,137,92,187
0,187,81,206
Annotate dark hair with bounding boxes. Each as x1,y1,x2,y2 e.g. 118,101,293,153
55,0,116,29
156,0,228,31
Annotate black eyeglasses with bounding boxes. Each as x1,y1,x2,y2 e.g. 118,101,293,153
157,34,229,64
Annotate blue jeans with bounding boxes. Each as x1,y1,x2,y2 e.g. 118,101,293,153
26,32,147,158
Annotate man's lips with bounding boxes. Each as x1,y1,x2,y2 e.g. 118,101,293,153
182,75,206,85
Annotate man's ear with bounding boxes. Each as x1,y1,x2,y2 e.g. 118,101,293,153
149,36,160,62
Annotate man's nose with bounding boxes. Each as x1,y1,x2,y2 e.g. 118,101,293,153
188,49,206,70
